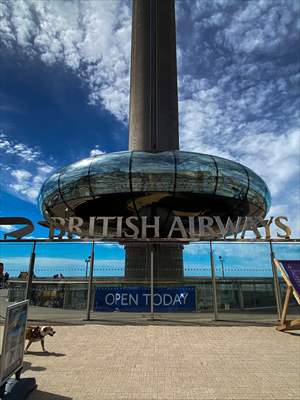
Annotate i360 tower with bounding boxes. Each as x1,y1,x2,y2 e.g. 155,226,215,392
39,0,271,281
126,0,183,280
129,0,179,152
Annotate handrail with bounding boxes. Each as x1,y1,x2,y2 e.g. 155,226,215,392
0,238,300,243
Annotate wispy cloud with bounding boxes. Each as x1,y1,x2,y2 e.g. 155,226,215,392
0,0,131,122
0,132,41,162
0,224,14,232
0,132,54,202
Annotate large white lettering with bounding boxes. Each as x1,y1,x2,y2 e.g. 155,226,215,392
0,215,293,240
103,291,190,307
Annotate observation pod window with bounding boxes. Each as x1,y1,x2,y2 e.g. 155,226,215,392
214,157,248,200
89,152,131,195
131,151,175,192
38,170,61,216
246,168,271,213
175,152,217,194
59,158,93,203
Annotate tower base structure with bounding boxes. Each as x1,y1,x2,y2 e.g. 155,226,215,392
125,243,184,280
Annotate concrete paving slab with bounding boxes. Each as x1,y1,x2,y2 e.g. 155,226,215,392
0,323,296,400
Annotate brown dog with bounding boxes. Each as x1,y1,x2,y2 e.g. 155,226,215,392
25,326,56,353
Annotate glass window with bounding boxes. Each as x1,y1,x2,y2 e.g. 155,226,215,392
246,168,271,212
131,151,175,192
59,158,93,202
175,152,217,194
38,170,62,213
90,152,130,194
215,156,248,200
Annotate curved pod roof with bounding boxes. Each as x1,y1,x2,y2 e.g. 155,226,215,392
39,151,271,222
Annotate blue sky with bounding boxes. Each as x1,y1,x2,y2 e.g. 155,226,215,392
0,0,299,276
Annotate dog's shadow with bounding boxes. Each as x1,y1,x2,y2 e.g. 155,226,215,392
25,351,66,357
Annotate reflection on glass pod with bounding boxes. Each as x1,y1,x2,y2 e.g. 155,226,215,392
39,151,271,224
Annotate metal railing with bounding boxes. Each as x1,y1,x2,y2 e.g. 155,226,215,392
0,238,299,322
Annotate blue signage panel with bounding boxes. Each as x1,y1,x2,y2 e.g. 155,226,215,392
280,260,300,296
94,287,196,312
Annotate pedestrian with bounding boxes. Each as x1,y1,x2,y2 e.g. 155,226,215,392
0,262,4,288
4,272,9,287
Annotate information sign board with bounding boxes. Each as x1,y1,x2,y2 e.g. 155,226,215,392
0,300,29,386
94,287,195,312
279,260,300,302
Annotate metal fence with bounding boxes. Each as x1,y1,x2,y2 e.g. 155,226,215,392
0,239,299,323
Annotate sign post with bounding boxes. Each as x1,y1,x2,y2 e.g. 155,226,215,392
0,300,36,397
150,246,154,320
25,242,36,301
86,241,95,321
269,242,283,319
210,241,218,321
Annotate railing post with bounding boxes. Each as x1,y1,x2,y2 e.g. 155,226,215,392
86,241,95,321
238,281,244,311
25,241,36,301
210,241,218,321
150,245,154,320
269,241,282,319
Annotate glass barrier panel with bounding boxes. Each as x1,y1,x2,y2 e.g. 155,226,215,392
1,240,299,323
0,243,34,319
183,242,213,313
93,242,151,315
211,242,276,314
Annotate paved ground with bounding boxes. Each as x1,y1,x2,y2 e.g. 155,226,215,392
11,322,298,400
0,292,299,399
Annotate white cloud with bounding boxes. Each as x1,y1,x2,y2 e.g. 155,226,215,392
220,1,299,55
0,0,131,122
0,132,41,162
89,146,106,157
8,166,54,202
0,133,54,203
178,78,300,236
11,169,32,181
0,225,14,232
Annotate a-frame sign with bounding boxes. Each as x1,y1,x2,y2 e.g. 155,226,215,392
273,259,300,331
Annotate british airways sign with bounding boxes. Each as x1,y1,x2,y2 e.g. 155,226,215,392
0,215,293,240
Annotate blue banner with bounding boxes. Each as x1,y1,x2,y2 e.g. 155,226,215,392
94,287,196,312
280,260,300,296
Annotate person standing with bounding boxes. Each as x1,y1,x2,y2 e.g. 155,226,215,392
4,272,9,287
0,262,4,288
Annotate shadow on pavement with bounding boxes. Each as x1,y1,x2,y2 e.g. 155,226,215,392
282,331,300,337
27,320,84,326
82,317,277,327
23,361,46,372
22,317,280,327
28,390,72,400
25,351,66,357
